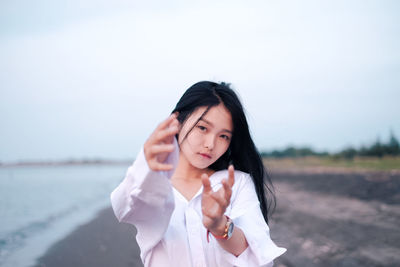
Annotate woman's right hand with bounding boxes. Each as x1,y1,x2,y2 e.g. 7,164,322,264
143,113,180,171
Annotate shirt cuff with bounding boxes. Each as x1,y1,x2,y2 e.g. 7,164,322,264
215,207,286,266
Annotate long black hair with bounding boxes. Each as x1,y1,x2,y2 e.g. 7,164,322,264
171,81,275,224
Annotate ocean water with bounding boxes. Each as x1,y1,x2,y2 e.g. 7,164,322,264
0,164,128,267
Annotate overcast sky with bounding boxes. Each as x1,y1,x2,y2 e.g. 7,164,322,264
1,0,399,162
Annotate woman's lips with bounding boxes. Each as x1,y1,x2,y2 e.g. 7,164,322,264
199,153,212,159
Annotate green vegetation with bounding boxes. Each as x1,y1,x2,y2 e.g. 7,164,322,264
261,131,400,171
264,156,400,171
261,147,329,158
336,131,400,159
261,131,400,159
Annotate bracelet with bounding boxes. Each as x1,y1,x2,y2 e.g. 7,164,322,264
206,215,234,243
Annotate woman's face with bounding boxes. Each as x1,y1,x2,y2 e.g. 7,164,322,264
178,104,233,170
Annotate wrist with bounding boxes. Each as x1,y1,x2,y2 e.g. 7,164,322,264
210,216,228,236
206,215,234,243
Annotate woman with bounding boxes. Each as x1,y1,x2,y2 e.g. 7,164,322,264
111,81,286,267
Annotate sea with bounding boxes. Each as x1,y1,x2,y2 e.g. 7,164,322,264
0,163,129,267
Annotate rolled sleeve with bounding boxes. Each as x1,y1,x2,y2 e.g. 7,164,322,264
217,172,286,266
110,138,179,262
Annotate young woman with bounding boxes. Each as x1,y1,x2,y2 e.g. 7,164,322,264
111,81,286,267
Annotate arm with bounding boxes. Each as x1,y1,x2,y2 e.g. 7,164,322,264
202,166,248,256
202,169,286,266
110,145,177,222
221,172,286,266
110,114,180,261
110,143,179,261
211,216,248,256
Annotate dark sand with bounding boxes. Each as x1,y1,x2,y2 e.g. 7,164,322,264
33,208,144,267
271,170,400,267
33,170,400,267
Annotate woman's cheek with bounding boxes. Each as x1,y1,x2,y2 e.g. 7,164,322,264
187,132,204,147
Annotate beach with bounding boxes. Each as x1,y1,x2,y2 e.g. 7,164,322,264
270,169,400,267
31,168,400,267
32,207,143,267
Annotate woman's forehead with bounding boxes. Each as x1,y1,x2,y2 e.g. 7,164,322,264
191,104,233,131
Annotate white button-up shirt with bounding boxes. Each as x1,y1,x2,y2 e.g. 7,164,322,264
110,139,286,267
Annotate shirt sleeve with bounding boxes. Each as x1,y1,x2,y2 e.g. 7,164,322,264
110,138,179,262
215,171,287,266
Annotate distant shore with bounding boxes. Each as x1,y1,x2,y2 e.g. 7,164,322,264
3,155,400,173
0,159,133,168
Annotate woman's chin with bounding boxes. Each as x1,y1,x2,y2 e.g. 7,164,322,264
190,160,215,170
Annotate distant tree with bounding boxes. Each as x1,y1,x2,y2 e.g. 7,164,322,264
369,138,385,158
261,131,399,159
261,146,328,158
339,147,358,159
387,130,400,156
358,145,368,157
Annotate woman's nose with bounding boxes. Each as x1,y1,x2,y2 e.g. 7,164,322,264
204,134,215,150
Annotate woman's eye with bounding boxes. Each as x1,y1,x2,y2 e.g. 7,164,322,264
221,135,230,141
197,126,207,131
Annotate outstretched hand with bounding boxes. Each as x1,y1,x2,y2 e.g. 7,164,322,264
201,165,235,234
144,113,179,171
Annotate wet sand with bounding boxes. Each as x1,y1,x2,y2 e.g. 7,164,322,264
33,169,400,267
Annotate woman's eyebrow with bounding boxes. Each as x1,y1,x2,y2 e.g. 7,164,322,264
200,118,233,134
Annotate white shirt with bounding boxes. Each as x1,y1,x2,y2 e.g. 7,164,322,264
110,139,286,267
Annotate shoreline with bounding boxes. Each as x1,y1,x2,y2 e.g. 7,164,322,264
0,161,132,168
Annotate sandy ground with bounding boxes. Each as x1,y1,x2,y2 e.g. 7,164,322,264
33,208,143,267
33,169,400,267
270,169,400,267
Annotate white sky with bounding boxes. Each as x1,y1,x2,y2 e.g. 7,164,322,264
1,0,399,162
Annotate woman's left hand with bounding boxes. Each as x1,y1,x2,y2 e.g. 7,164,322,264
201,165,235,235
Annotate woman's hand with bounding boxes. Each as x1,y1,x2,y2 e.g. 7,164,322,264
201,165,235,235
144,113,180,171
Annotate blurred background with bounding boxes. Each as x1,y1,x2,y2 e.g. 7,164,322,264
1,1,399,266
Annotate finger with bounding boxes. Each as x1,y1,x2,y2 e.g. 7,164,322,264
201,173,212,194
169,116,180,128
147,113,179,144
155,125,179,143
227,165,235,187
221,179,232,201
209,193,228,214
148,161,174,171
148,144,175,156
155,113,179,132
